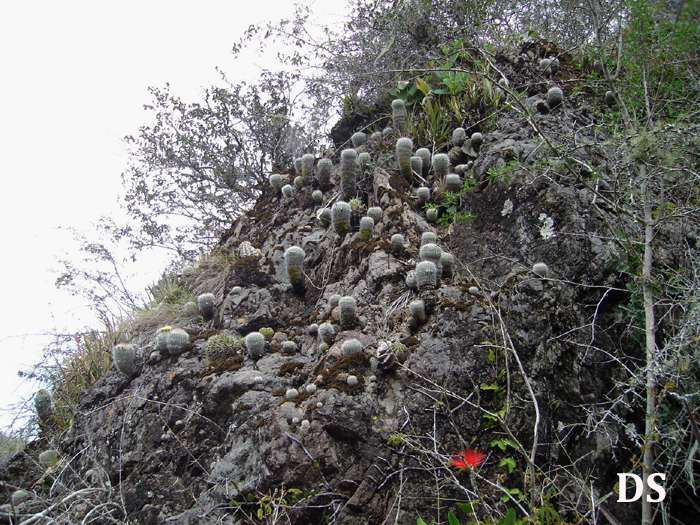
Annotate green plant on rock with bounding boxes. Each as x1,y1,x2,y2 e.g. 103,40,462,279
424,176,476,226
205,333,243,361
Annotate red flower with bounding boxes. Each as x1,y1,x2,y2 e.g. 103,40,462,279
450,448,486,470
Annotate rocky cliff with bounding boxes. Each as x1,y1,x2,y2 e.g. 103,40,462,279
2,38,698,525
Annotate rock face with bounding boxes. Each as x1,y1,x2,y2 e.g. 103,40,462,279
3,40,696,525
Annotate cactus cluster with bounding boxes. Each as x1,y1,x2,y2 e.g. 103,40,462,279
340,149,358,201
376,341,407,370
282,184,295,198
166,328,190,355
284,246,306,293
318,322,335,343
547,87,564,108
452,127,467,146
245,332,266,360
205,334,243,362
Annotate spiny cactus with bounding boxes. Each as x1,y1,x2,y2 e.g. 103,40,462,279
452,127,467,146
420,243,443,284
306,383,317,394
340,149,358,201
432,153,450,179
346,375,359,386
440,252,454,279
382,127,394,137
316,158,332,190
294,175,304,189
318,322,335,343
38,450,60,468
197,292,216,321
533,262,549,277
605,90,616,107
391,233,405,254
405,270,417,289
547,87,564,108
358,152,371,174
34,389,53,422
317,207,332,226
410,299,427,323
312,190,323,203
238,240,258,259
167,328,190,355
113,344,138,376
182,264,195,277
183,301,199,317
415,261,438,291
259,327,274,341
286,388,299,399
301,153,315,184
471,132,483,150
351,131,367,148
245,332,266,360
331,201,352,237
421,232,437,245
281,341,298,355
550,57,560,75
367,207,382,223
370,131,382,142
593,60,603,75
416,148,431,177
155,326,170,352
329,294,341,308
294,157,302,172
269,173,284,189
396,137,414,182
360,217,374,241
341,338,362,356
205,334,243,362
445,173,462,192
339,296,357,329
540,58,552,75
391,99,406,134
416,187,431,207
282,184,295,198
410,156,423,178
284,246,306,293
426,208,438,222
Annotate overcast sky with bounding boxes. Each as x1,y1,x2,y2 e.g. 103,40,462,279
0,0,342,431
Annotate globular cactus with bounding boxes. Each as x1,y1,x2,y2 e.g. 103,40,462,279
294,157,303,172
410,299,427,323
238,240,258,259
452,127,467,146
183,301,199,317
426,208,438,222
358,152,371,174
547,87,564,108
391,99,406,135
245,332,266,360
605,90,616,107
329,294,341,308
312,190,323,203
205,334,243,362
281,341,298,355
259,327,275,341
341,338,363,356
346,375,358,386
306,383,317,394
301,153,315,184
416,148,431,177
396,137,414,182
445,174,462,192
113,344,138,376
317,207,332,226
34,389,53,422
231,286,243,294
367,207,382,223
318,322,335,343
416,187,431,207
38,450,60,468
284,246,306,293
269,173,284,189
351,132,367,148
294,175,304,189
410,156,423,178
432,153,450,180
420,243,443,282
340,149,358,201
370,131,383,142
405,270,417,289
286,388,299,399
469,286,480,295
593,60,603,76
391,234,405,254
332,201,352,237
182,264,195,277
197,292,216,321
155,326,171,351
533,262,549,277
382,127,394,137
440,252,454,279
167,328,190,355
339,296,357,329
471,132,483,150
540,58,552,76
421,232,437,246
415,261,438,291
316,158,332,190
307,324,319,336
360,217,374,241
282,184,295,198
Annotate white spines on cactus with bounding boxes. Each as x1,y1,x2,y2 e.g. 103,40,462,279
282,184,295,198
359,217,374,241
346,375,358,386
317,207,332,226
547,87,563,108
318,322,335,343
284,246,305,293
550,57,560,74
166,328,190,355
396,137,414,182
316,158,332,190
382,127,394,137
269,173,284,189
440,252,454,279
155,327,170,351
329,294,341,308
405,270,417,289
301,153,315,184
410,156,423,178
432,153,450,180
391,99,406,135
410,299,427,323
197,292,216,320
113,344,138,376
182,264,195,277
445,174,462,192
416,148,431,177
331,201,352,237
367,207,382,223
370,131,382,142
238,241,258,258
416,187,431,207
286,388,299,399
533,262,549,277
391,233,405,253
426,208,438,222
281,341,298,355
358,152,371,174
471,132,483,149
341,338,362,356
312,190,323,203
294,175,304,189
415,261,438,291
294,157,302,172
339,296,357,329
420,243,443,282
245,332,266,360
34,389,53,422
340,149,358,201
420,232,437,245
351,131,367,148
540,58,552,75
38,450,60,468
452,127,467,146
605,90,615,107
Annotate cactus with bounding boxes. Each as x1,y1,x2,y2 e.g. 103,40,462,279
341,339,362,355
38,450,60,468
34,389,53,422
182,264,195,277
410,156,423,178
284,246,306,293
445,174,462,192
294,175,304,189
593,60,603,75
301,153,315,184
205,334,243,362
405,270,417,289
471,132,483,149
391,99,406,134
421,232,437,245
245,332,266,360
455,164,466,175
294,157,302,172
420,243,443,281
440,252,454,279
351,131,367,148
391,233,405,254
360,217,374,241
113,344,138,376
468,286,480,295
317,207,332,226
370,131,382,142
331,201,352,237
426,208,438,222
11,490,30,505
167,328,190,355
432,153,450,179
452,127,467,146
259,327,275,341
339,296,357,329
540,58,552,75
547,87,563,108
410,299,427,323
238,241,258,258
231,286,243,294
415,261,438,291
183,301,199,317
550,57,560,75
367,207,382,223
533,262,549,277
340,149,358,201
605,90,616,107
307,324,319,336
416,187,431,207
318,322,335,343
358,152,371,174
329,294,341,308
382,127,394,137
416,148,431,177
286,388,299,399
269,173,284,189
282,184,295,198
306,383,317,394
155,326,170,352
281,341,298,355
312,190,323,203
316,158,332,190
197,292,216,320
396,137,414,182
346,375,359,386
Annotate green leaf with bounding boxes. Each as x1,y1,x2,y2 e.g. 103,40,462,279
455,502,473,513
499,457,516,473
448,510,460,525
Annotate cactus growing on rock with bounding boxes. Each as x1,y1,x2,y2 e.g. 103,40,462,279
405,270,417,289
113,344,138,376
318,322,335,343
351,132,367,148
34,389,53,422
547,87,564,108
452,127,467,146
269,173,284,189
605,90,616,107
396,137,414,182
331,201,352,237
294,175,304,189
359,216,374,241
245,332,266,360
282,184,295,198
471,132,483,150
440,252,454,279
167,328,190,355
358,152,371,174
317,207,332,226
410,299,427,323
340,149,358,201
301,153,315,184
421,232,437,246
259,327,274,341
316,158,332,190
416,187,430,207
281,341,298,355
39,450,60,468
391,99,406,134
346,375,359,386
415,261,438,291
391,234,405,254
197,293,216,320
339,296,357,329
432,154,450,180
420,243,443,281
416,148,431,177
445,173,462,192
533,262,549,277
367,207,382,223
312,190,323,203
341,339,362,356
286,388,299,399
205,334,243,362
410,155,423,177
284,246,306,293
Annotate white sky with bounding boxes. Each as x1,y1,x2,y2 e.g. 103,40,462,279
0,0,343,431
